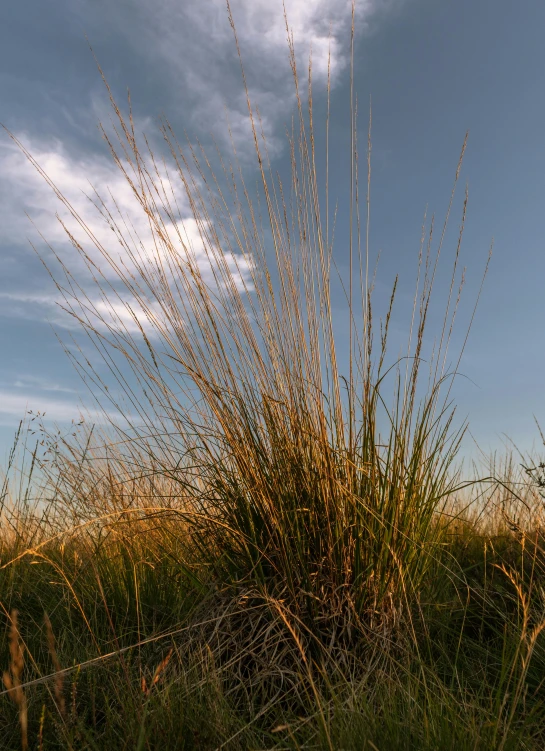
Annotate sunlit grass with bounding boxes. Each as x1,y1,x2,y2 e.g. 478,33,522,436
2,2,545,748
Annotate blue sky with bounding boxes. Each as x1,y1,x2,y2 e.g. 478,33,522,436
1,0,545,465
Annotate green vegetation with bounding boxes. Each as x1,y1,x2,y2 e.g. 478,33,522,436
2,8,545,749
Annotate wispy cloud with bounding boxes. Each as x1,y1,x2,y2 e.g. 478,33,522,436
0,133,174,257
78,0,403,158
0,135,141,257
0,133,253,329
121,0,392,86
12,375,77,394
0,373,145,427
0,0,403,326
0,389,104,426
0,292,61,323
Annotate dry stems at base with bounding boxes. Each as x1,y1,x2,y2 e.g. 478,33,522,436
44,613,66,721
3,609,28,751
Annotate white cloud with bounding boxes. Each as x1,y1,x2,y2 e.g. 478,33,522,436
0,376,145,428
0,375,88,428
0,292,59,313
133,0,385,84
0,389,106,426
0,134,191,262
0,135,144,255
83,0,401,158
0,133,254,329
0,288,165,338
12,375,77,394
0,0,402,321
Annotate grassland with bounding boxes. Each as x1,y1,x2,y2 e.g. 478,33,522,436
2,6,545,749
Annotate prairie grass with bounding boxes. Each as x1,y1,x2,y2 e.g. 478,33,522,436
2,3,545,748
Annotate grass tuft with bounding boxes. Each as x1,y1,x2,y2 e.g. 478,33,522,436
2,4,545,748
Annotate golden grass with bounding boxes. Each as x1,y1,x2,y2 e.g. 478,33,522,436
1,3,545,748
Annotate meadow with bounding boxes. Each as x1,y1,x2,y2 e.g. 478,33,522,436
2,7,545,749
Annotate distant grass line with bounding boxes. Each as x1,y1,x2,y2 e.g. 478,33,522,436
2,1,545,748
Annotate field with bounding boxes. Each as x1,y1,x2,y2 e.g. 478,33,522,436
2,9,545,749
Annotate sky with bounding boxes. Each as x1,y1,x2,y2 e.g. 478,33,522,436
2,0,545,467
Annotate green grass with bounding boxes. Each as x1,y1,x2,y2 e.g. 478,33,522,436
2,4,545,748
2,509,545,749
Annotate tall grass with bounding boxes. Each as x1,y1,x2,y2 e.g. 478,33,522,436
2,3,545,749
10,1,472,636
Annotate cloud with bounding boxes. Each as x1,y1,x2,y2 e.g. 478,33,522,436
12,375,77,394
0,0,403,325
0,133,254,330
184,0,370,151
0,134,146,253
0,389,106,426
75,0,401,159
0,0,404,435
0,375,85,428
0,292,61,322
0,376,144,428
0,133,194,259
125,0,387,85
1,0,404,296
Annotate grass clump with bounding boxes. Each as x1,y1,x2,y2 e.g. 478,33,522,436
2,3,545,748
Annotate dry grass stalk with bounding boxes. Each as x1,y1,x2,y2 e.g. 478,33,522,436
2,609,28,751
37,703,46,751
44,613,66,720
141,647,174,697
495,556,545,751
